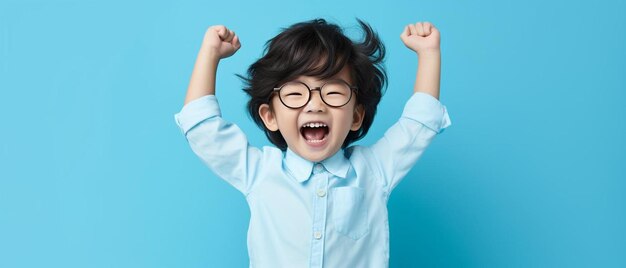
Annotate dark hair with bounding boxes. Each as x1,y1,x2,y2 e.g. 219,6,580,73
237,18,387,151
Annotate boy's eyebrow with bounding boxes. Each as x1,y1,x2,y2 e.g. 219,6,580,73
291,77,351,85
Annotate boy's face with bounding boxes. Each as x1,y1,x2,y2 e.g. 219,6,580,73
258,66,364,162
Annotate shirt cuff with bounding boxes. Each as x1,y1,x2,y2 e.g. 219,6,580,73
173,95,222,135
401,92,452,134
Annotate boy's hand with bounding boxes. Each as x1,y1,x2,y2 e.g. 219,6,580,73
400,22,440,54
202,25,241,59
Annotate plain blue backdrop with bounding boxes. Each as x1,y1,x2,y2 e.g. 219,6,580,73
1,0,625,267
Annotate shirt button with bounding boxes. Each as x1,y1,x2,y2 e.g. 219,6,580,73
314,231,323,239
314,164,324,173
316,189,326,197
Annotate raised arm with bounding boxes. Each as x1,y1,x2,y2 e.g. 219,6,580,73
176,26,266,195
184,25,241,105
400,22,441,100
364,21,450,196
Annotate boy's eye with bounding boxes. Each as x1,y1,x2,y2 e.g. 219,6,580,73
286,92,303,97
326,91,344,95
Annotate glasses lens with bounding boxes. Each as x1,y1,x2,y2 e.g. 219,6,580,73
279,82,309,108
321,81,352,107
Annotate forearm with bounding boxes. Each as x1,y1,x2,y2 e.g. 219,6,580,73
184,46,221,105
413,50,441,100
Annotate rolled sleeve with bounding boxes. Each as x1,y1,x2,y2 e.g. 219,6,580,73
401,92,452,134
174,95,222,135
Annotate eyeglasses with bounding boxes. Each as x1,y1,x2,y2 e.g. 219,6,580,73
272,79,357,109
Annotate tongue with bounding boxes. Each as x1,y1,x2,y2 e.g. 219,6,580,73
303,128,326,140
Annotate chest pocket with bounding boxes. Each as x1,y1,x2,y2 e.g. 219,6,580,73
331,187,370,240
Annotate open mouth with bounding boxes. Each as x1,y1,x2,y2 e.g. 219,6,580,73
300,122,330,144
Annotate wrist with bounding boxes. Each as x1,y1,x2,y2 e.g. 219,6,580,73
416,49,441,57
199,45,222,63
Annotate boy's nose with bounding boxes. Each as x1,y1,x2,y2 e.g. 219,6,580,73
305,90,326,112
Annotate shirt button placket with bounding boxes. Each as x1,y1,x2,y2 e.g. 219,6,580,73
310,164,328,268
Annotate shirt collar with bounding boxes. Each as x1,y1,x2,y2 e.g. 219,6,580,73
284,148,351,183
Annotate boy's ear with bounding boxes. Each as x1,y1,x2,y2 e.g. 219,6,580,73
351,104,365,131
259,104,279,131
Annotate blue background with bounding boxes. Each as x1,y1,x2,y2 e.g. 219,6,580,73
1,0,625,267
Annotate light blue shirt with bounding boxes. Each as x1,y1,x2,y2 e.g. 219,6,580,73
174,92,451,268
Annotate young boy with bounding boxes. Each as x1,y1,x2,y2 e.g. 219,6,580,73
174,18,451,268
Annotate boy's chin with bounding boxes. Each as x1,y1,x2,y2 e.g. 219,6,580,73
292,144,340,163
302,153,330,163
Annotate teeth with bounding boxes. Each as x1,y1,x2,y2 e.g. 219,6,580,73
303,122,328,128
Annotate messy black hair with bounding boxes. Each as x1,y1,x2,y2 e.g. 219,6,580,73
237,18,387,151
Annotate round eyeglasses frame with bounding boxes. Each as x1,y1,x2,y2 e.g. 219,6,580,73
272,79,358,109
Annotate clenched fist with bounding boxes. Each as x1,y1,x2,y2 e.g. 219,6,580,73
400,22,440,54
202,25,241,59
